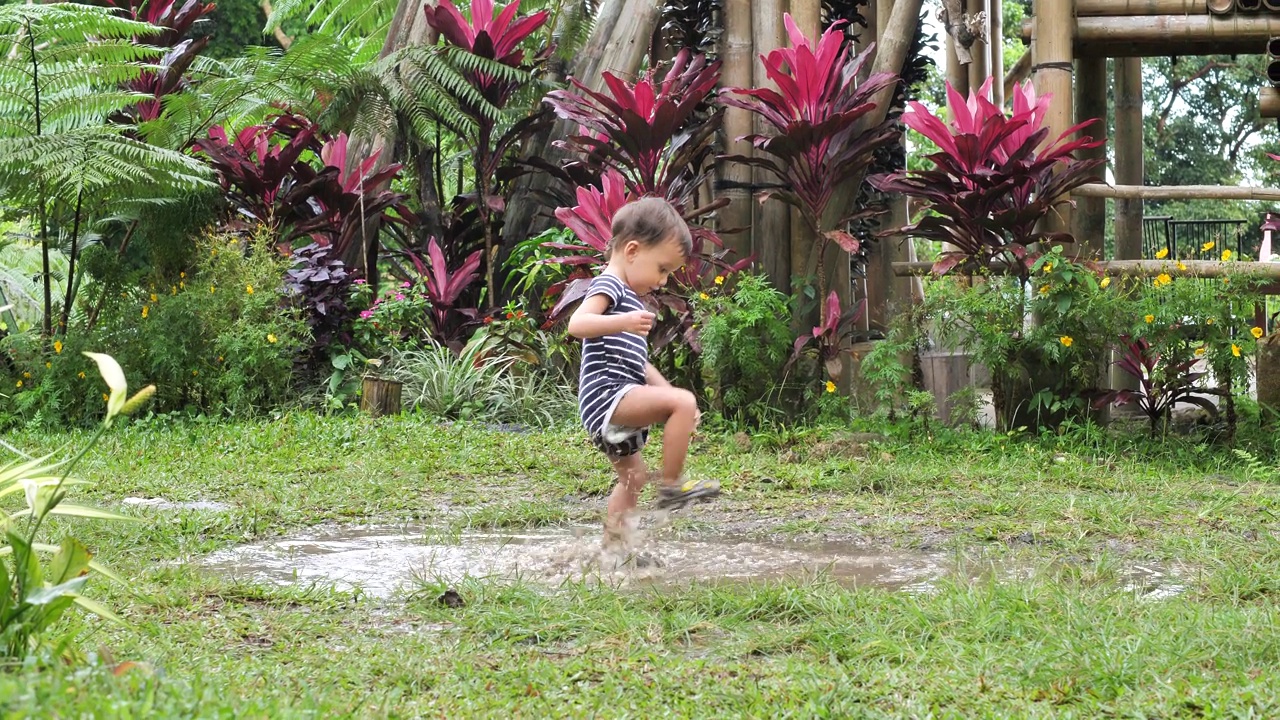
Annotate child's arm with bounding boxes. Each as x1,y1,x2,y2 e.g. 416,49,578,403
567,294,655,339
645,363,671,387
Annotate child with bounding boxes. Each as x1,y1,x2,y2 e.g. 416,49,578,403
567,196,720,547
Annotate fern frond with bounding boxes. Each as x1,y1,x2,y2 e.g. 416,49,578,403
265,0,397,62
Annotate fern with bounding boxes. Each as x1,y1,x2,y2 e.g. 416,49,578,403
264,0,398,63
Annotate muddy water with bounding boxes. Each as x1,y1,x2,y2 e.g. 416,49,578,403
200,520,1185,600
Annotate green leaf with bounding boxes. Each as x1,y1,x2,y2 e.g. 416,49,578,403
48,504,135,522
6,530,40,593
0,558,11,621
1056,296,1072,315
47,537,91,586
72,595,125,626
25,576,87,606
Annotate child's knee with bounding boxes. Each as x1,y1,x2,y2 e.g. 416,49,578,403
672,388,697,416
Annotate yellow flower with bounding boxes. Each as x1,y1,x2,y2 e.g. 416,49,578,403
150,293,158,302
1202,241,1215,252
1155,273,1172,287
53,340,62,354
1176,261,1187,272
1195,347,1206,357
217,356,224,363
1222,249,1233,262
1207,318,1214,325
267,333,278,344
825,380,836,394
246,284,255,295
1232,344,1241,357
102,393,109,402
714,275,724,285
1144,314,1155,324
1252,326,1265,339
22,372,29,379
180,281,185,290
142,306,149,319
211,249,218,257
209,285,215,294
45,362,50,369
15,381,21,389
77,371,86,379
1155,248,1169,259
1038,285,1050,296
171,286,177,295
192,370,198,376
180,271,186,279
699,292,709,300
1059,336,1073,347
1042,262,1053,274
1100,277,1111,289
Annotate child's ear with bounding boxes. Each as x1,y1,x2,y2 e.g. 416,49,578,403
623,240,640,259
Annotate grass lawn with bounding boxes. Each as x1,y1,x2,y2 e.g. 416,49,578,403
3,414,1279,717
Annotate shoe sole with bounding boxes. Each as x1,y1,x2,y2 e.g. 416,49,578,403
655,487,721,511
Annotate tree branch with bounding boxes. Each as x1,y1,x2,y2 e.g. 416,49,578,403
259,0,293,49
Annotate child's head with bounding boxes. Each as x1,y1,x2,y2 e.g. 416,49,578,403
607,197,693,293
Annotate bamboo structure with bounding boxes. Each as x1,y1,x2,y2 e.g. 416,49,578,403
967,0,990,93
1209,0,1233,13
891,260,1280,282
989,0,1004,107
751,0,791,295
718,0,753,264
1021,14,1280,56
1032,0,1074,237
1266,0,1280,12
1261,86,1280,117
1075,0,1208,14
1004,51,1031,97
1114,58,1144,263
1238,0,1262,11
1077,183,1280,200
1073,57,1108,257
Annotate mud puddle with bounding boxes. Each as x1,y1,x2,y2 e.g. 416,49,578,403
200,522,1186,600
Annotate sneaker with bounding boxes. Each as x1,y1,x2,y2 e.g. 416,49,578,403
655,477,721,510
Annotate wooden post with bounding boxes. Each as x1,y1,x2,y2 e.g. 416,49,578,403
967,0,990,92
1021,14,1280,56
752,0,792,295
1113,56,1144,398
1033,0,1075,238
361,376,403,417
990,0,1004,107
719,0,754,265
1073,56,1108,257
946,24,971,96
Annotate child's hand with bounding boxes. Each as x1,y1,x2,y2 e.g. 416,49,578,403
620,310,656,335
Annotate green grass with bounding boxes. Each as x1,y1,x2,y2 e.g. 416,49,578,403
3,414,1280,716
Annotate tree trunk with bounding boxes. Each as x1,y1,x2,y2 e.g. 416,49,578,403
989,0,1004,107
1033,0,1075,238
966,0,989,92
718,0,754,265
752,0,792,296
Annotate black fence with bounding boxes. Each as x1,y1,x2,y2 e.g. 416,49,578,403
1142,216,1261,261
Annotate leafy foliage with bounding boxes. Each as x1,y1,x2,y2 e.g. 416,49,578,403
285,243,355,357
1093,336,1221,436
870,79,1104,280
406,237,484,348
787,290,867,381
107,0,217,124
1,353,144,659
696,273,793,425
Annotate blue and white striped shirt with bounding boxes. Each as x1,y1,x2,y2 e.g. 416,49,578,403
578,274,648,435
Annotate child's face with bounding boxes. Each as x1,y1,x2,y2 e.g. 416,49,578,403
621,235,687,294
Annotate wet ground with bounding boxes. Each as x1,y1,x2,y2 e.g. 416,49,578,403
200,518,1187,600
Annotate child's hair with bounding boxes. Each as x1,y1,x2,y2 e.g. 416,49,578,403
606,196,693,261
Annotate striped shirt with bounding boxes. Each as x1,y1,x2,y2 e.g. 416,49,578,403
578,273,648,437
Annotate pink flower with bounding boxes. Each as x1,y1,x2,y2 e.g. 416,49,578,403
395,293,406,301
353,278,366,285
359,310,373,319
400,281,411,288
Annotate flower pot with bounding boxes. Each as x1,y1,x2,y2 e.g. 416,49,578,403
360,376,402,418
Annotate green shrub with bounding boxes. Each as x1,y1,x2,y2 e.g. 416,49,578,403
696,273,794,425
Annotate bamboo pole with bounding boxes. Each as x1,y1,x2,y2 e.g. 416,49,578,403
946,23,970,96
1033,0,1075,237
1004,50,1031,98
752,0,791,295
1238,0,1263,11
967,0,990,93
990,0,1004,107
719,0,754,265
1021,14,1280,55
1268,59,1280,86
941,0,975,63
1114,59,1144,262
891,260,1280,281
1075,0,1208,14
1261,86,1280,118
1073,58,1108,258
1209,0,1234,13
1077,183,1280,200
598,0,662,77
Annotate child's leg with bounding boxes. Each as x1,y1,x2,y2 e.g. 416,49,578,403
606,453,649,525
609,386,698,485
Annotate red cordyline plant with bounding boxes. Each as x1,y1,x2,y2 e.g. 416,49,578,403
869,79,1105,281
1092,336,1222,436
545,49,724,215
719,14,900,314
422,0,552,306
109,0,215,123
